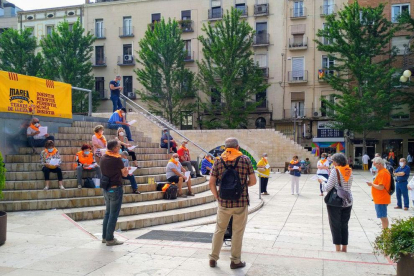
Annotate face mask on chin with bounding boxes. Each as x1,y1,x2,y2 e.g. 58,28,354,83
174,158,180,162
400,162,405,167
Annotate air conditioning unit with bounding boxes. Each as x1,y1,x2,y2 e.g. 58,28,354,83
313,111,320,117
124,55,133,61
128,92,136,99
257,4,268,13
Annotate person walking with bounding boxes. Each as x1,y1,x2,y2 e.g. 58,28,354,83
100,140,129,246
362,153,370,171
318,153,353,252
366,157,391,229
394,158,410,211
317,153,330,196
109,75,123,112
257,153,270,195
107,107,134,142
208,138,256,269
288,156,301,195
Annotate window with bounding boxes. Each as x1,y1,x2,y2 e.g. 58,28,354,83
321,95,334,117
392,4,410,23
291,101,304,117
392,36,410,55
211,88,221,105
255,117,266,129
123,44,133,64
256,22,268,44
95,46,105,65
256,90,267,108
292,57,304,80
235,0,246,15
293,34,305,46
183,40,191,60
293,1,304,17
123,16,132,35
95,19,104,38
322,0,335,15
181,10,191,20
123,76,133,97
181,111,193,130
26,27,34,37
391,104,410,120
151,13,161,23
68,24,74,32
95,77,105,98
322,23,332,45
322,55,334,74
211,0,222,18
255,54,267,68
46,25,54,36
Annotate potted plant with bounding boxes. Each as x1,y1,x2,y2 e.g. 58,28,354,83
374,217,414,276
0,151,6,246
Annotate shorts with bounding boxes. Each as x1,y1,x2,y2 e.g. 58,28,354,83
167,175,180,184
375,204,388,218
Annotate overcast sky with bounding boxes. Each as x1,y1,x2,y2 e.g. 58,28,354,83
10,0,85,11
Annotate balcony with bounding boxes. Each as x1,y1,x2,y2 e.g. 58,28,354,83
254,3,269,17
92,28,106,39
253,33,270,47
184,51,194,62
119,26,134,37
290,8,307,19
283,108,313,119
320,5,337,17
236,6,248,17
318,68,337,81
288,70,308,83
208,8,223,21
179,20,194,32
117,55,135,66
92,57,106,67
289,37,308,50
258,67,269,79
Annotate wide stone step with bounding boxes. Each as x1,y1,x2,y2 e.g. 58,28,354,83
51,133,152,142
18,147,167,155
72,121,108,128
53,140,159,148
5,160,169,172
0,181,208,212
66,189,215,221
1,178,206,201
6,154,171,163
58,127,143,136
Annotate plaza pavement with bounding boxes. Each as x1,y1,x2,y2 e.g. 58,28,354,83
0,171,412,276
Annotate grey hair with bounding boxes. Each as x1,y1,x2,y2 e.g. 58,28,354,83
375,153,380,157
373,157,385,166
332,153,347,166
115,75,121,78
262,153,268,157
225,137,239,148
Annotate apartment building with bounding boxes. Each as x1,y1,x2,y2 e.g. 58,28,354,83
17,5,83,44
84,0,283,130
0,0,21,33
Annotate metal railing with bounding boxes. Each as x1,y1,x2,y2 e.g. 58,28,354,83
320,4,337,16
289,37,308,49
117,55,135,66
180,20,194,32
253,33,270,46
73,87,92,117
258,67,269,78
119,26,134,37
318,68,337,81
283,108,314,119
119,94,213,157
92,57,107,67
290,8,307,18
208,8,223,20
184,51,194,62
254,3,269,16
236,6,248,17
288,70,308,83
92,28,106,39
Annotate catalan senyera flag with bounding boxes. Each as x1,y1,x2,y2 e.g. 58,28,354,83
0,70,72,119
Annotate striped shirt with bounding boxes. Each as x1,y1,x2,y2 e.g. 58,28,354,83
323,168,353,207
211,155,254,208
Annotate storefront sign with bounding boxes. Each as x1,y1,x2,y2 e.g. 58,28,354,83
0,71,72,119
317,121,343,138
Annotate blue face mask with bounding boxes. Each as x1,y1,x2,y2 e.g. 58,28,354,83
321,157,325,160
117,80,120,85
84,151,90,155
48,148,54,153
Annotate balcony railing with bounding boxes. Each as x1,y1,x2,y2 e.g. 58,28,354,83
254,3,269,16
92,57,106,67
320,4,337,17
117,55,135,66
289,37,308,50
236,6,248,17
253,33,270,46
288,70,308,83
119,26,134,37
208,8,223,20
283,108,313,119
290,8,307,19
92,28,106,39
184,51,194,62
258,67,269,79
318,68,337,81
179,20,194,32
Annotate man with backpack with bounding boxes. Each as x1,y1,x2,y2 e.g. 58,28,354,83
208,138,256,269
366,157,392,229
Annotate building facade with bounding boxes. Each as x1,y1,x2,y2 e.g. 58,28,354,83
0,0,21,33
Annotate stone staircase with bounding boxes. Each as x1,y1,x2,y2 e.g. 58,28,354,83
0,120,217,231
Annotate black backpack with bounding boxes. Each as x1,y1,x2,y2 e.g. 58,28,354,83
385,165,395,195
164,184,178,200
84,177,96,188
218,156,243,200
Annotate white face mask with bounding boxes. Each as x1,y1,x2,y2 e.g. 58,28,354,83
263,157,267,160
34,123,40,127
400,162,405,167
119,132,125,136
174,158,180,162
122,113,126,117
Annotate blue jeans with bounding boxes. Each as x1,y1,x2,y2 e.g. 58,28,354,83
396,181,410,208
102,186,123,241
108,123,132,141
110,95,123,112
123,175,137,191
318,174,329,193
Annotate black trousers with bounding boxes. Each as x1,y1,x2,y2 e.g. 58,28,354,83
28,136,55,148
121,145,137,161
260,177,269,193
42,166,63,181
326,205,352,245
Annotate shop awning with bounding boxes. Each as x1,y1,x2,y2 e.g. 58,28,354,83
313,138,345,142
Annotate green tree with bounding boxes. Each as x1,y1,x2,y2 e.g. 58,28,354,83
40,19,99,114
135,18,197,125
315,1,399,153
0,28,43,76
197,8,269,129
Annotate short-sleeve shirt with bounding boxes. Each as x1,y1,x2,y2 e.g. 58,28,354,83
100,155,125,186
211,155,254,208
166,161,182,179
27,127,45,139
395,166,410,183
372,168,391,204
177,147,190,162
317,160,329,175
362,155,370,164
109,80,120,97
257,158,270,177
108,111,122,124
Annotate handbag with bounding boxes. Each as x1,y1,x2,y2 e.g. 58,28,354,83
324,169,343,207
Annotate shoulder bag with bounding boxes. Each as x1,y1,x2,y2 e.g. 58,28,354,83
324,169,343,207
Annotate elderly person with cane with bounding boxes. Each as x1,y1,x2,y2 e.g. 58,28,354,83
318,153,353,252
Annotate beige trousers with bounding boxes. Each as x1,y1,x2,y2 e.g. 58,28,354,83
209,205,248,264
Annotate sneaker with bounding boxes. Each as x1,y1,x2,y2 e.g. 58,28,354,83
404,207,409,211
43,186,49,190
196,174,203,178
102,239,106,243
78,185,82,189
187,192,195,197
129,139,134,142
394,206,402,209
106,238,124,246
59,186,65,190
179,193,187,198
263,192,269,195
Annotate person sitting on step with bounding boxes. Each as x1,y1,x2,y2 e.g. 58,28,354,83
92,125,107,164
107,107,134,142
115,127,139,167
121,151,140,194
177,140,202,178
40,140,64,190
76,144,102,189
27,117,54,154
201,155,214,175
166,153,195,198
160,128,177,153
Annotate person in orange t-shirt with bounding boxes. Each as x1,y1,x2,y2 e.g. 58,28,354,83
367,157,391,229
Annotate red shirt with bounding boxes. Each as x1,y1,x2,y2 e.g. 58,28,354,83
177,147,190,162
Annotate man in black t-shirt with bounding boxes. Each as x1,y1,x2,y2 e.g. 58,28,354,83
109,75,123,112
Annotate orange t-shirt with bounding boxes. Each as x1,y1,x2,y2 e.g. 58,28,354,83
372,168,391,204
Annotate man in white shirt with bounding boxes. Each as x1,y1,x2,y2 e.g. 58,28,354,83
362,153,370,171
317,153,330,196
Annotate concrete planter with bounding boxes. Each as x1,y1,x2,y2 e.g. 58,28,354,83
0,211,6,246
397,254,414,276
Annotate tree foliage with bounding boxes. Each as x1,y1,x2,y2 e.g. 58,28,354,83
0,28,43,76
197,8,269,129
40,19,99,114
315,1,399,152
135,18,196,125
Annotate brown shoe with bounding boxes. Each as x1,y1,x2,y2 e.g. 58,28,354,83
394,206,402,209
187,191,195,196
209,260,216,267
230,261,246,269
404,207,409,211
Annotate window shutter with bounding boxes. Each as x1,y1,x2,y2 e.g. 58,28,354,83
211,0,221,7
291,24,306,35
255,54,267,68
292,58,304,78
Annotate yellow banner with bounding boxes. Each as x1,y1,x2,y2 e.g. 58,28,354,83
0,71,72,119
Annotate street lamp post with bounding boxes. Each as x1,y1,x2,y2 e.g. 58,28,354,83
293,105,297,143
